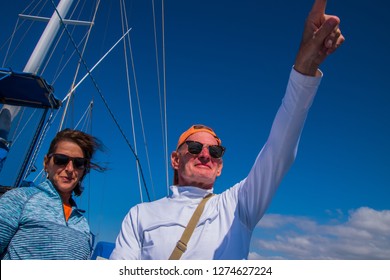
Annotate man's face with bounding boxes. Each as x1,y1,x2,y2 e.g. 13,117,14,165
171,131,223,189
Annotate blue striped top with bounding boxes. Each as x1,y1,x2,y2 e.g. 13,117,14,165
0,179,92,259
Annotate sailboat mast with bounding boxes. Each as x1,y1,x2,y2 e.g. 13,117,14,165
25,0,75,74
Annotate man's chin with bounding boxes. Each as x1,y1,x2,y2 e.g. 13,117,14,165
192,176,214,190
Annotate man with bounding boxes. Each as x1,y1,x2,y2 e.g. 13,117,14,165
110,0,344,260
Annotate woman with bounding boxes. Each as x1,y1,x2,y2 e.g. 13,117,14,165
0,129,105,259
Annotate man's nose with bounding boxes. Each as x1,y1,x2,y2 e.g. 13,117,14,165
198,145,211,158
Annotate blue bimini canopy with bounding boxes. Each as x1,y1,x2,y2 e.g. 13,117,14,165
0,68,61,109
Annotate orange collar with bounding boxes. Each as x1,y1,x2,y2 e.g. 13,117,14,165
63,202,72,221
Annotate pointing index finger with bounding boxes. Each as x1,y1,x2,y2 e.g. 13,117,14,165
310,0,327,15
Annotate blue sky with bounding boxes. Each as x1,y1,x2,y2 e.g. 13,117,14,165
1,0,389,259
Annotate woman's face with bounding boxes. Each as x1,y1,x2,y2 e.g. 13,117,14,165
44,140,86,200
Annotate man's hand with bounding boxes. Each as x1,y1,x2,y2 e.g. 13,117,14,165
294,0,345,76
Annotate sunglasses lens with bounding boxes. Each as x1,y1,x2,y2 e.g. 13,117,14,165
53,154,70,166
73,158,87,169
209,146,224,158
187,141,203,154
52,154,86,169
186,141,224,158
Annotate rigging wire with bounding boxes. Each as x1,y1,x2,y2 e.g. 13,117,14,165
9,108,25,144
74,100,93,130
59,0,100,131
41,0,83,80
1,0,47,67
26,107,57,180
1,18,20,68
10,109,38,146
50,31,90,85
121,0,158,201
161,0,169,195
86,99,93,223
49,0,151,202
61,28,132,102
119,0,144,202
59,1,100,131
152,0,169,195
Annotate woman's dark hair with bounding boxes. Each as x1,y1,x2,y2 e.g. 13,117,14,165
46,129,105,196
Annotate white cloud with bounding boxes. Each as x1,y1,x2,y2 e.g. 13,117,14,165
249,207,390,260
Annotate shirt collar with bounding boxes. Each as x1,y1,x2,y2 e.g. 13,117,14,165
170,185,213,200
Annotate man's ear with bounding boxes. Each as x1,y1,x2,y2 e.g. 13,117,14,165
171,151,179,170
216,160,223,177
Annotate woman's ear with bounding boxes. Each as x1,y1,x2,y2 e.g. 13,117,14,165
43,155,49,171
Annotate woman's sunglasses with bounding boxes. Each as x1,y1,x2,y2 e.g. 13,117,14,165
185,141,225,158
48,153,88,170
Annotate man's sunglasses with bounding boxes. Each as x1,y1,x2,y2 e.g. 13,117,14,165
48,153,88,170
185,141,225,158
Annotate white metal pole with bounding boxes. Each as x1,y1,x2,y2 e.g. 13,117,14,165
24,0,74,74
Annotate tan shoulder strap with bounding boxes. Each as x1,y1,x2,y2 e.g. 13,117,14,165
169,193,214,260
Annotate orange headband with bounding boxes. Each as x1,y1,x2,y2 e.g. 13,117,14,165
176,124,221,149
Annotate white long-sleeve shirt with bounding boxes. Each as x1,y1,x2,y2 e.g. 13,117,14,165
110,68,322,260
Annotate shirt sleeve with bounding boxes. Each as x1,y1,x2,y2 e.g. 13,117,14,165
109,206,141,260
236,68,322,229
0,189,27,256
